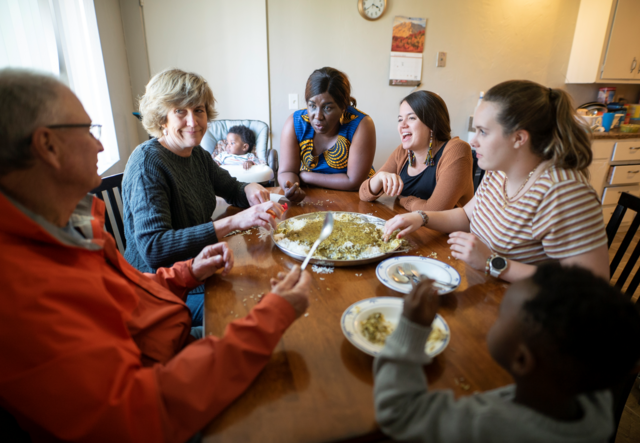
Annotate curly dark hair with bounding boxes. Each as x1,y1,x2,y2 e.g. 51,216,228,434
228,125,256,153
523,262,640,393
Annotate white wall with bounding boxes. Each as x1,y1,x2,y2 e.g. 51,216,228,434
266,0,631,170
142,0,270,125
94,0,144,176
110,0,640,173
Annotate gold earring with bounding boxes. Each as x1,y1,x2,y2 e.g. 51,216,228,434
425,132,435,166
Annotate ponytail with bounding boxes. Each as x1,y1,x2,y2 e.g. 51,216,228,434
484,80,592,174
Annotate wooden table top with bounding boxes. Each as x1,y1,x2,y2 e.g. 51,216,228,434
203,187,513,443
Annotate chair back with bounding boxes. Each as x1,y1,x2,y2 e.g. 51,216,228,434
90,173,126,254
200,120,270,161
471,150,485,192
607,192,640,296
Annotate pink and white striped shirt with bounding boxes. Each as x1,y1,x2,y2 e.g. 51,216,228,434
470,166,607,264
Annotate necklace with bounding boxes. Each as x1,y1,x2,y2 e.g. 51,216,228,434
503,163,541,207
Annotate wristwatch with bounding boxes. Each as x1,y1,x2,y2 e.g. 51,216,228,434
487,254,508,278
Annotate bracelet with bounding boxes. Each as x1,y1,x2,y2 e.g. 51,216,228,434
485,255,492,276
416,210,429,227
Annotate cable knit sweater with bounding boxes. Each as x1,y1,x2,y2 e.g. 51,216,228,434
122,139,249,274
359,137,474,211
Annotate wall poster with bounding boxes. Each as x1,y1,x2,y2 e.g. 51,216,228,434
389,16,426,86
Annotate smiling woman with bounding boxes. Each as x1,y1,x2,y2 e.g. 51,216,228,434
359,90,473,212
122,69,284,327
278,67,377,202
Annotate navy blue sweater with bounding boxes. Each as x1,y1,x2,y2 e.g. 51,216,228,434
122,139,249,274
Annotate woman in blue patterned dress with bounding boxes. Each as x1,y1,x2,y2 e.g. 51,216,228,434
278,67,376,202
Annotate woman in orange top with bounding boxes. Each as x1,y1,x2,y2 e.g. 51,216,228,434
359,90,473,212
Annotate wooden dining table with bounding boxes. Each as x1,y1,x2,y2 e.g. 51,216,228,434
203,187,513,443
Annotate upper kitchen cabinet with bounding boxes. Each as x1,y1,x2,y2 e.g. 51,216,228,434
566,0,640,84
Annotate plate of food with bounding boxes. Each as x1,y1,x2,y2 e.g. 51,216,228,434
272,212,408,267
376,256,461,295
341,297,450,357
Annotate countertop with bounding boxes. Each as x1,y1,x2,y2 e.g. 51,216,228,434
592,130,640,140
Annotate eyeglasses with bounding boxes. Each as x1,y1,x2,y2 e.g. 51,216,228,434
46,124,102,141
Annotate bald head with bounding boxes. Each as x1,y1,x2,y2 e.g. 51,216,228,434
0,68,67,176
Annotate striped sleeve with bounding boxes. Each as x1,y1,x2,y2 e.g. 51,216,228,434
533,178,607,259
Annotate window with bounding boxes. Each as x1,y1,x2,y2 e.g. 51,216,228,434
0,0,119,174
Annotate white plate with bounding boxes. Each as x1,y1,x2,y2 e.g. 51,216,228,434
376,256,461,295
341,297,450,357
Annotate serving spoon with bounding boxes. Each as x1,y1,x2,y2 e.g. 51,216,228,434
301,212,334,270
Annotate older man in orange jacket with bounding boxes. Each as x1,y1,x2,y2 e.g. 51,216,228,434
0,68,310,442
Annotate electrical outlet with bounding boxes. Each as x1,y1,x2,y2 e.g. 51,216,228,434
436,52,447,67
288,94,299,110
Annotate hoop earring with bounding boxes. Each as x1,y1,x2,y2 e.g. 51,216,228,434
425,132,435,166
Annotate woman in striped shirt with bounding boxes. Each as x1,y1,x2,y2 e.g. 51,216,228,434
383,80,609,282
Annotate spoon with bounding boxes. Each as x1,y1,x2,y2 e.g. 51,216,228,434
397,266,418,286
400,264,457,289
391,271,414,287
301,212,334,270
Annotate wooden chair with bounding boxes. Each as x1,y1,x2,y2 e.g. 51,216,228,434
606,191,640,295
606,191,640,442
90,173,126,254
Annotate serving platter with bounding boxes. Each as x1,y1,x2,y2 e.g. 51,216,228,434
341,297,450,357
271,211,403,267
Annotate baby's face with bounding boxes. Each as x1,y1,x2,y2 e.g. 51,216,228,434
226,133,248,155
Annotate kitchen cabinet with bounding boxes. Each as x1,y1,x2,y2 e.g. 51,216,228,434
593,136,640,225
566,0,640,84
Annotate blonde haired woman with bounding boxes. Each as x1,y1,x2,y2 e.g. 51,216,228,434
384,80,609,282
123,69,284,326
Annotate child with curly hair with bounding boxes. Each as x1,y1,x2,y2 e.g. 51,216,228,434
374,262,640,442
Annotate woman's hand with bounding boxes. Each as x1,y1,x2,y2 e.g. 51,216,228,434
373,171,404,197
191,243,234,281
383,212,424,241
270,265,311,318
245,182,270,206
230,201,284,231
447,231,492,271
402,279,439,327
283,180,306,203
243,161,255,170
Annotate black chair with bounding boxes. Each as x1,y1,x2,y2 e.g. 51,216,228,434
605,191,640,442
90,173,126,254
471,150,485,192
606,192,640,295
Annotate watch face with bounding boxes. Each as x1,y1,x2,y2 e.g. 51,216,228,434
491,256,507,271
361,0,385,19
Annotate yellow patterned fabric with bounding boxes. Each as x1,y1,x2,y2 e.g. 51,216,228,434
294,106,374,176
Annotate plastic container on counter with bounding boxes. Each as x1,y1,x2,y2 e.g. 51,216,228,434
598,87,616,104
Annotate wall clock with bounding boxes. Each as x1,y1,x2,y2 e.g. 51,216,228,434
358,0,387,21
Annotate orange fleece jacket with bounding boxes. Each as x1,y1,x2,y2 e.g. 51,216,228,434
359,137,474,211
0,193,296,443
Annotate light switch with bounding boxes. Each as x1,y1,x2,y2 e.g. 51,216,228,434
436,52,447,67
288,94,299,110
